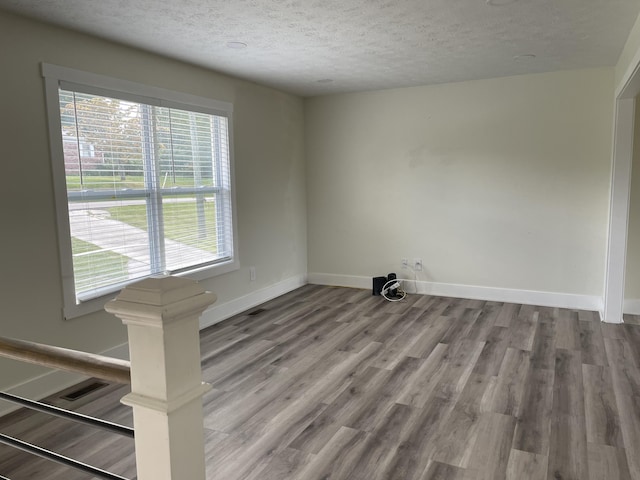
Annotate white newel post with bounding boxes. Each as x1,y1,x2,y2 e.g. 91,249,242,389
105,276,216,480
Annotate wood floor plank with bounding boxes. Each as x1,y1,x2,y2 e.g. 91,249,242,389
419,296,452,317
621,324,640,368
201,337,277,382
507,312,538,351
517,304,537,321
487,347,531,416
318,340,386,404
547,413,588,480
420,461,469,480
437,339,485,396
586,443,632,480
242,447,313,480
338,311,397,354
406,315,452,359
577,310,598,323
295,318,381,371
287,366,389,454
529,318,557,370
439,308,481,345
555,310,581,350
601,322,628,340
397,343,450,408
369,310,426,370
200,324,251,361
204,364,284,411
582,364,624,447
293,426,370,480
205,343,298,392
345,356,424,432
215,349,392,479
380,393,458,480
472,326,509,376
457,373,492,414
465,302,501,341
267,306,340,343
429,403,482,468
204,346,365,433
494,303,519,328
466,412,516,480
268,319,347,369
579,319,608,367
553,348,585,416
440,300,468,320
506,449,548,480
347,403,415,480
461,298,487,309
622,314,640,325
217,404,326,479
603,338,640,397
614,393,640,479
512,368,554,455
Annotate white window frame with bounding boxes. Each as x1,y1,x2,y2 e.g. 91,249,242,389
42,63,239,319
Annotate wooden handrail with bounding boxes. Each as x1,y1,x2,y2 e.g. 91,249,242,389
0,336,130,384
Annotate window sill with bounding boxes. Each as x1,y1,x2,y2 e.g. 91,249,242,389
62,257,239,320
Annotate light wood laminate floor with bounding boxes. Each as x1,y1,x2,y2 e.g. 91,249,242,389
1,285,640,479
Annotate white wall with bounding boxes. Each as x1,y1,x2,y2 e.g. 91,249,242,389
618,11,640,313
0,11,306,401
305,69,614,303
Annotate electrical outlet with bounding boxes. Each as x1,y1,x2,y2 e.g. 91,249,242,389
249,266,256,281
414,258,423,271
401,258,408,269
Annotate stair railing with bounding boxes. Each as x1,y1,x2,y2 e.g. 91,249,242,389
0,275,216,480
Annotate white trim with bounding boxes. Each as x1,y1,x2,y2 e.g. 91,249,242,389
603,98,636,324
617,36,640,98
41,63,233,114
64,258,240,320
618,60,640,99
199,273,308,329
121,383,211,414
43,73,78,318
307,273,372,290
41,63,240,319
0,343,129,418
308,273,602,312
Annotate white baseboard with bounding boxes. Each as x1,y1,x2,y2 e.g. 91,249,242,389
199,273,308,329
0,342,129,418
307,273,371,290
308,272,602,312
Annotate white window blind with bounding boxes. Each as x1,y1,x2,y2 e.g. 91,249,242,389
56,87,234,303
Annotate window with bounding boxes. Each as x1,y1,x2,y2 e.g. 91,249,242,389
43,64,238,318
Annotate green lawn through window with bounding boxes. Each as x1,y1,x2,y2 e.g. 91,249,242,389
106,197,218,253
71,237,130,293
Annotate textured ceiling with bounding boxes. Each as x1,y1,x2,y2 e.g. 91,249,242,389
1,0,639,96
